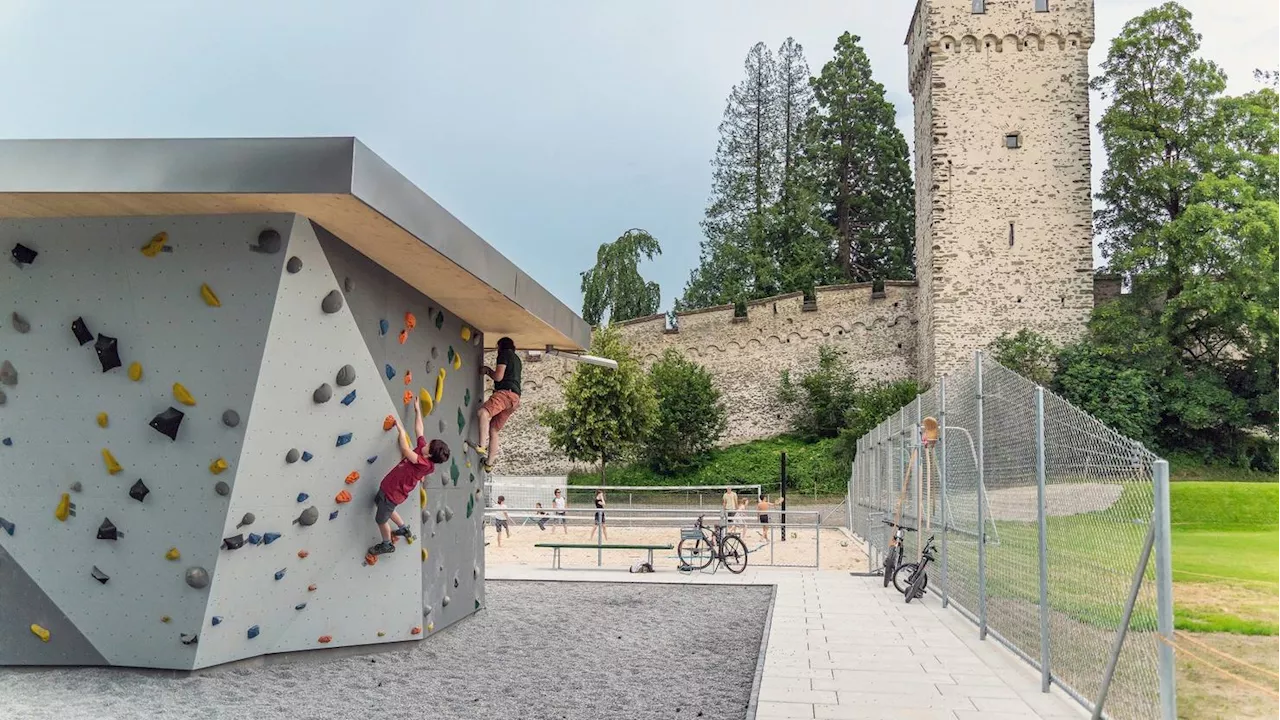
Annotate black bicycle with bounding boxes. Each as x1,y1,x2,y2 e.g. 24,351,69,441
678,515,748,574
881,519,916,588
897,535,938,604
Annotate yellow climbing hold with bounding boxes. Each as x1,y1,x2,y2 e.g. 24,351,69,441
461,326,472,342
200,283,221,308
419,487,427,507
377,630,386,637
102,448,122,475
451,350,462,371
421,548,428,562
165,547,181,561
427,622,434,633
435,368,446,403
418,387,433,416
161,616,171,623
209,458,228,475
128,362,143,381
140,231,168,258
54,493,72,522
173,382,196,406
30,624,50,642
96,412,109,428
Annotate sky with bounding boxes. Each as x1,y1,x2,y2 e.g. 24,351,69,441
0,0,1274,317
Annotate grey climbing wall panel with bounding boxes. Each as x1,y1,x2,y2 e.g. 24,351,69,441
0,544,109,665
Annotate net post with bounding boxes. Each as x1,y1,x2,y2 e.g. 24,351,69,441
780,452,788,542
975,350,988,640
938,374,949,609
1035,386,1051,692
1153,459,1177,720
914,396,923,561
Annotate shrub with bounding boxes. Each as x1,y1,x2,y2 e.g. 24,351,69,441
645,349,728,474
990,329,1058,386
1054,343,1158,444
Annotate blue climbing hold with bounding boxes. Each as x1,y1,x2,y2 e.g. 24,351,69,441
247,625,260,639
211,616,222,626
0,517,14,535
366,455,377,464
274,568,286,581
341,390,356,406
294,602,307,611
263,532,281,545
247,533,262,545
297,492,309,502
336,433,352,447
301,451,313,462
1,437,11,446
384,363,395,380
379,319,389,335
329,510,339,520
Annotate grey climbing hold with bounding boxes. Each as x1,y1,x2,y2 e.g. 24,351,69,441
335,364,356,387
70,481,82,493
273,568,286,581
443,506,454,522
247,625,260,639
94,334,121,372
286,256,303,274
263,532,281,545
0,389,6,405
321,289,344,314
0,360,16,386
438,419,445,434
128,479,150,502
436,509,444,524
294,603,307,611
10,312,29,334
295,506,319,526
341,390,356,406
185,567,210,589
366,455,377,464
285,448,300,464
214,481,231,496
91,566,109,584
222,409,240,428
72,317,93,345
442,595,451,607
180,633,199,646
343,276,353,293
251,228,282,254
313,383,333,403
222,534,244,550
1,437,10,447
96,518,120,540
236,513,255,529
472,333,482,347
336,433,352,447
0,517,13,535
430,346,438,360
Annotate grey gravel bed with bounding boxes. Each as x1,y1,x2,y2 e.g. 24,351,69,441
0,580,773,720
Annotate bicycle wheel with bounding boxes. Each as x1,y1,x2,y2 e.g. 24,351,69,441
720,534,749,574
892,562,920,594
905,568,929,604
882,546,899,587
678,536,714,570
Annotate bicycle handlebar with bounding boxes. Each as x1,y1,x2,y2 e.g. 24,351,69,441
881,520,917,532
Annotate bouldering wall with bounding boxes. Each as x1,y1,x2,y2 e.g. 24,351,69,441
0,212,485,670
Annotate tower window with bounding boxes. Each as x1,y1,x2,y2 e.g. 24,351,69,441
1035,0,1049,11
1009,223,1015,247
1005,132,1022,149
972,0,985,13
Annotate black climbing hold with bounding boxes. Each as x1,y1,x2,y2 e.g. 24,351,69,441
379,319,389,336
70,481,82,493
286,256,303,273
321,289,344,314
263,532,281,545
214,481,230,496
222,409,240,428
296,492,309,503
10,243,37,266
286,448,300,464
341,390,356,406
336,433,352,447
336,364,356,386
454,576,459,588
90,566,110,584
1,438,10,447
185,567,210,589
247,533,262,545
294,506,319,526
329,510,339,521
222,534,245,550
313,383,332,403
430,347,438,360
149,407,185,441
476,599,481,610
0,360,16,386
211,616,222,626
274,568,286,580
366,455,377,464
11,312,30,334
0,517,12,535
96,518,120,540
94,334,122,372
247,625,260,639
180,633,199,646
301,451,313,462
294,603,307,611
384,363,395,380
128,479,150,502
0,389,6,405
236,513,255,528
343,276,353,293
251,228,282,254
71,317,93,346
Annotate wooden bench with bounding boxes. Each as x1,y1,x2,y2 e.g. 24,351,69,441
533,542,674,569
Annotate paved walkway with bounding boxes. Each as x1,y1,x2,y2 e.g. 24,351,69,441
488,565,1087,720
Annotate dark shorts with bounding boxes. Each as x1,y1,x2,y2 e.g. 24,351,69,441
594,510,605,524
555,511,567,525
493,518,509,531
759,514,769,524
727,511,737,519
374,490,398,525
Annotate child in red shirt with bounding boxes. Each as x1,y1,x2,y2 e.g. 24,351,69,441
369,402,450,556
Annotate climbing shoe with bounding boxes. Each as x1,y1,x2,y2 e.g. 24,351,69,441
392,526,415,541
369,541,395,556
482,460,494,474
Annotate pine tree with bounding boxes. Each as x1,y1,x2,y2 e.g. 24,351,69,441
580,229,662,326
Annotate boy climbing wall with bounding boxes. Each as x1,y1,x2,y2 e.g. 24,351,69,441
475,336,522,473
369,400,450,556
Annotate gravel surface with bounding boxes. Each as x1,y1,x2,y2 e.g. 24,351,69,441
0,580,772,720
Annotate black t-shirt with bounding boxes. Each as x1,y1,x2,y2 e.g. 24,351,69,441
494,348,522,395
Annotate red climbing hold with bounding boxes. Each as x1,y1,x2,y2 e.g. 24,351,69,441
318,635,332,644
411,626,422,635
398,329,408,345
335,490,352,504
404,312,417,330
297,549,309,559
307,584,317,592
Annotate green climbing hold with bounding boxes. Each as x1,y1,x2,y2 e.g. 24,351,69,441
465,493,474,518
469,472,475,484
447,346,454,365
434,311,444,329
456,407,465,435
450,459,459,486
464,388,471,407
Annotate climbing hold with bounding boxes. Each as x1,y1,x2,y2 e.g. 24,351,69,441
149,407,185,441
247,533,262,545
11,243,38,267
336,364,356,386
404,389,414,407
377,630,386,637
439,419,446,433
419,487,427,507
301,451,313,462
11,312,30,334
335,490,352,504
345,471,360,485
341,390,356,406
427,622,434,633
411,626,422,635
180,633,199,646
398,329,408,345
464,388,471,407
421,548,428,562
30,624,50,642
162,616,171,623
263,532,281,545
435,368,446,403
450,459,460,485
308,584,317,592
165,547,181,561
435,509,444,524
185,567,210,589
461,325,471,342
0,389,5,405
211,616,222,626
128,362,142,381
273,568,286,581
453,575,459,589
251,228,282,254
321,289,344,314
469,472,475,484
294,506,319,526
91,566,109,584
97,518,120,540
434,311,444,330
313,383,333,403
367,455,378,464
286,256,303,273
222,409,240,428
442,595,451,607
297,549,309,559
140,231,168,257
336,433,352,447
209,458,229,475
70,482,82,493
405,312,417,330
296,492,309,503
472,333,482,347
295,603,307,611
475,598,481,610
2,437,11,446
222,534,245,550
450,346,462,370
247,625,260,640
286,448,300,464
457,407,466,435
466,494,474,518
379,319,390,336
403,370,412,386
328,511,338,521
214,481,230,496
71,317,93,346
443,506,454,521
343,276,353,292
199,283,221,307
94,334,122,372
385,363,395,380
128,479,150,502
236,513,255,528
172,383,197,407
418,388,434,416
54,493,75,521
96,412,109,428
430,346,439,360
382,415,396,432
0,361,16,387
0,517,13,535
318,635,331,643
102,449,123,475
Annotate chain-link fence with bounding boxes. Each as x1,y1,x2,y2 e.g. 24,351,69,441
849,352,1176,720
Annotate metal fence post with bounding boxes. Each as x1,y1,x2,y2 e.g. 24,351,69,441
1035,386,1051,692
975,350,988,640
1154,459,1177,720
939,375,949,609
914,397,924,561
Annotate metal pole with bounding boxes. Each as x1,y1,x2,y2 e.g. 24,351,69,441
975,350,988,640
1035,386,1051,693
1154,459,1177,720
1092,524,1155,719
780,452,788,542
914,397,923,561
939,375,949,609
815,512,821,568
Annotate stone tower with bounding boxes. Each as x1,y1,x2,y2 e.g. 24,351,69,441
907,0,1095,380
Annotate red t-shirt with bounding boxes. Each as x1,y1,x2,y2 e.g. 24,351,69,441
379,436,435,505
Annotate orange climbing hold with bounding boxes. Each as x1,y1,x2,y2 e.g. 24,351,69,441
297,549,310,559
345,471,360,485
102,448,122,475
335,490,352,504
398,329,408,345
318,635,332,644
402,389,413,406
382,415,396,431
404,312,416,330
411,626,422,635
30,624,50,642
403,370,412,386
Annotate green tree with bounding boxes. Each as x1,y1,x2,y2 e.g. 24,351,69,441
538,326,657,482
645,350,728,474
989,330,1059,387
580,229,662,326
809,32,915,282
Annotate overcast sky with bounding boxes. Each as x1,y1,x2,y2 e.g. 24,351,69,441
0,0,1274,315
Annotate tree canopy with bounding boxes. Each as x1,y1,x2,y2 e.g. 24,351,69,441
579,229,663,326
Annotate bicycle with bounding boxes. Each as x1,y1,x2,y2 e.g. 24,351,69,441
896,535,938,604
677,514,748,575
881,519,916,588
